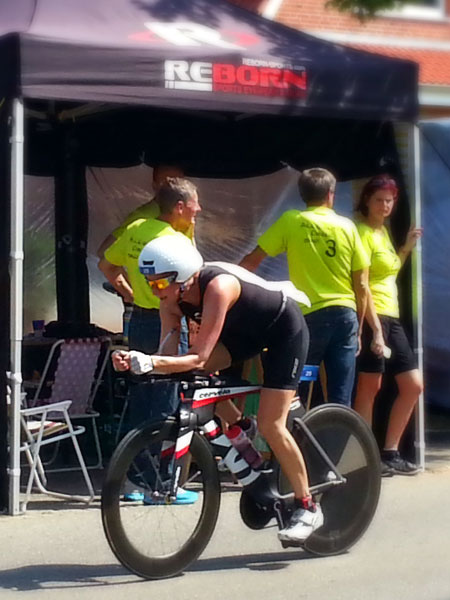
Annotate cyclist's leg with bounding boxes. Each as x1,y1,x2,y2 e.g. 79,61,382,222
257,388,310,498
258,301,309,496
285,404,381,556
203,342,232,372
203,343,243,425
259,300,324,542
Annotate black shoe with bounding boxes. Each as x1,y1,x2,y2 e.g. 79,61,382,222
382,451,420,476
380,462,394,478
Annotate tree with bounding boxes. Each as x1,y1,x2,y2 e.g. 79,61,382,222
327,0,416,19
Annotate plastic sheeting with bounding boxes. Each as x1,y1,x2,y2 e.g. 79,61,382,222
420,119,450,409
23,177,56,332
24,166,353,334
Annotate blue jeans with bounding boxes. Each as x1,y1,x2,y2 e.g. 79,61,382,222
126,308,188,430
304,306,358,407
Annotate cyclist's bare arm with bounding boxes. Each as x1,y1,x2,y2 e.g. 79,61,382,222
152,275,239,373
98,257,134,304
158,302,182,355
113,275,241,374
239,246,268,272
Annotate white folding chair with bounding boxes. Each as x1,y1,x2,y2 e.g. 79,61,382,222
25,337,111,472
19,400,95,511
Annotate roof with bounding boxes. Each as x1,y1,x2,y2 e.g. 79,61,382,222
347,44,450,86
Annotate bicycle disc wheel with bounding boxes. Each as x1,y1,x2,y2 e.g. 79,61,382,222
280,404,381,556
102,419,221,579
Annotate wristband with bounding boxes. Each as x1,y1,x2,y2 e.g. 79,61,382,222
129,351,154,375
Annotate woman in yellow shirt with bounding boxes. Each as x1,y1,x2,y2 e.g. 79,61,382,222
354,175,423,476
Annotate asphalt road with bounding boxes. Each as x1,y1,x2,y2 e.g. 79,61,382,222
1,468,450,600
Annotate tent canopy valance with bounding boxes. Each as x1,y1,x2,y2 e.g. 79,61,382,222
22,104,396,179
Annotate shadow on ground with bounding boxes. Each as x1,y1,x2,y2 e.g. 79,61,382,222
0,549,322,591
0,564,135,592
188,549,319,574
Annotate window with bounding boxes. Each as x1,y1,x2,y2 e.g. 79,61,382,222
382,0,445,20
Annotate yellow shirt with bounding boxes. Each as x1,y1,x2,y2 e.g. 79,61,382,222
105,218,177,309
112,201,160,239
357,223,401,318
258,207,369,315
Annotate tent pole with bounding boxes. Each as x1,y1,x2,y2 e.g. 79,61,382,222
411,123,425,471
8,97,24,515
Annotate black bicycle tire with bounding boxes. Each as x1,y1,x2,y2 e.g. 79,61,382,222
281,404,381,556
101,419,221,579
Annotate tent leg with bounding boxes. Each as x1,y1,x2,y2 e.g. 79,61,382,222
410,123,425,471
8,98,25,515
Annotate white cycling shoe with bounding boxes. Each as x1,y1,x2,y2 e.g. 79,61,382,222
278,504,324,544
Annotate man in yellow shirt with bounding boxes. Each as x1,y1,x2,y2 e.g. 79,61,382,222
241,168,373,406
97,164,184,260
99,177,200,354
98,178,201,501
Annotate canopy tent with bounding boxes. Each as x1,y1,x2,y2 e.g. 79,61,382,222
0,0,417,118
0,0,421,514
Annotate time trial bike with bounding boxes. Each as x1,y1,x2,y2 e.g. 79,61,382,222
101,370,381,580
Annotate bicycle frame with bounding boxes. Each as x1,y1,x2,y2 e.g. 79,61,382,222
142,374,346,510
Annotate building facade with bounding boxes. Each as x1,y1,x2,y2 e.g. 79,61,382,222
230,0,450,117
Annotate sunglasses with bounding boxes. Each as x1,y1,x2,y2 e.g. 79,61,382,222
147,275,177,290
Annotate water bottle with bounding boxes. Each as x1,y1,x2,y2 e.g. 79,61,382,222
226,425,263,469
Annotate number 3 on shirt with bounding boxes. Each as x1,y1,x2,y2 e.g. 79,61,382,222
325,239,336,257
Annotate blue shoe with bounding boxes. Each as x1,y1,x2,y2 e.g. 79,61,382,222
122,478,145,502
143,487,199,505
123,490,145,502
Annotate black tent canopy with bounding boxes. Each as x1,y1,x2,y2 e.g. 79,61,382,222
0,0,420,514
0,0,417,119
0,0,418,180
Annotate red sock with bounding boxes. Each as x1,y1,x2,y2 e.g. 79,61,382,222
296,495,316,512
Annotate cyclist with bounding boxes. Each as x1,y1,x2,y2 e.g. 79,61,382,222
112,233,324,544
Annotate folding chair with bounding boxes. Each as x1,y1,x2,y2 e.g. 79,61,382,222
20,400,95,511
24,336,111,472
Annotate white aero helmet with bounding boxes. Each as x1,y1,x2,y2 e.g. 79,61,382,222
138,233,203,283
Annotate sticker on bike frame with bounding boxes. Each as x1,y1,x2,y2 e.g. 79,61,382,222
174,430,194,459
191,385,261,408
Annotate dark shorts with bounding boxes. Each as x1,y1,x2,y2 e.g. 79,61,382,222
358,316,417,375
261,298,310,390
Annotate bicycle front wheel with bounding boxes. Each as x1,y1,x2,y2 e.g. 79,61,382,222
102,419,221,579
281,404,381,556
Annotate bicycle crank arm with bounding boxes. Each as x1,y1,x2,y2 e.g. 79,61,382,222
309,477,346,495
